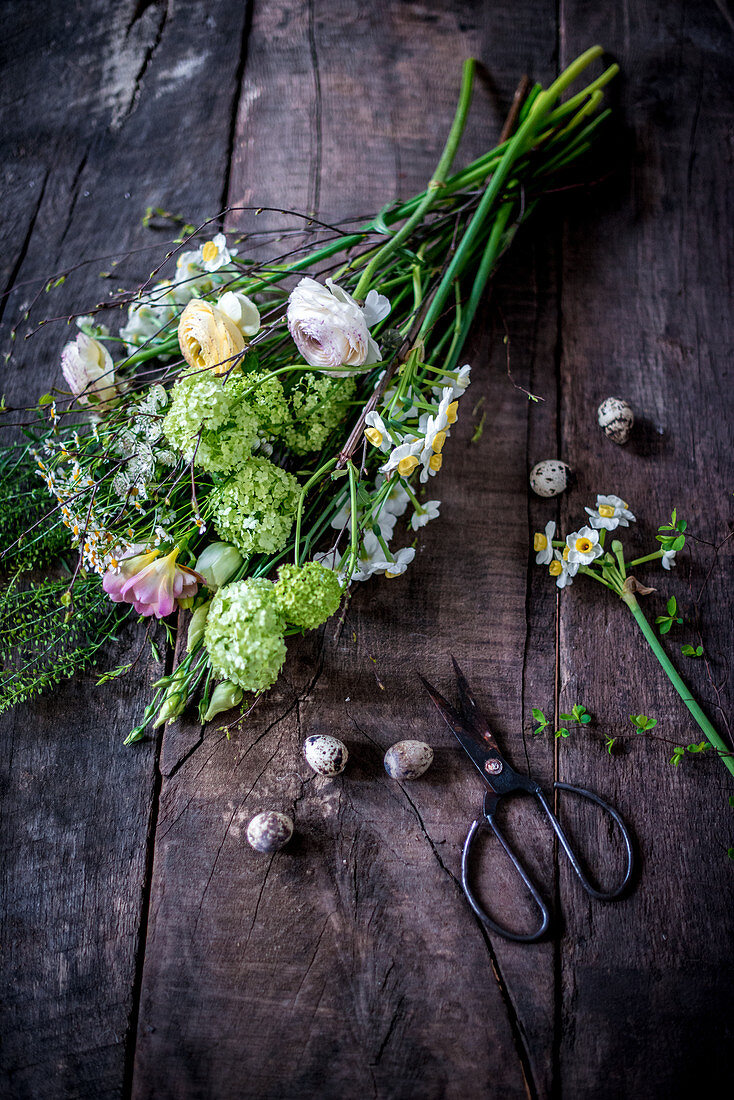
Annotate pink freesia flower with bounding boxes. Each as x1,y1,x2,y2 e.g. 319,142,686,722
102,546,201,618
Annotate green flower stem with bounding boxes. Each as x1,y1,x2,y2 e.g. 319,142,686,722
345,461,360,579
352,59,476,300
293,457,338,566
400,478,423,512
627,550,664,568
622,591,734,779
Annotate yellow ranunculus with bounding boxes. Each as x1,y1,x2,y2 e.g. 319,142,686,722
178,298,246,375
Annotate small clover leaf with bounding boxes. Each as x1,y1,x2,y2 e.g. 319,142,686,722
554,727,570,739
670,746,686,766
531,707,548,734
630,714,658,731
681,644,703,658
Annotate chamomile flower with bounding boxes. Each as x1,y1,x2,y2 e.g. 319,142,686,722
585,494,635,531
565,526,604,566
364,411,392,453
411,500,440,530
534,520,556,565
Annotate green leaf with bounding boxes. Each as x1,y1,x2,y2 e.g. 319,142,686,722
727,847,734,861
672,534,686,551
555,727,570,739
659,619,672,635
681,644,703,658
670,746,685,766
559,712,573,721
605,736,616,755
630,714,657,731
728,795,734,808
531,707,546,723
580,713,592,724
667,596,677,615
38,393,54,406
676,520,687,533
95,663,132,686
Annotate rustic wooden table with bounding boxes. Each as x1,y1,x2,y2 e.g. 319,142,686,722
2,2,733,1097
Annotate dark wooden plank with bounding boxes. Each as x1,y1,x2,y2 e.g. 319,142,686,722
0,2,250,1096
553,3,734,1096
131,2,567,1097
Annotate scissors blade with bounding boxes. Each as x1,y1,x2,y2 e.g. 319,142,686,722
450,656,502,754
419,672,506,793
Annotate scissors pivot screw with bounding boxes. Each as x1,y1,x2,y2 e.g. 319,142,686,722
484,759,503,775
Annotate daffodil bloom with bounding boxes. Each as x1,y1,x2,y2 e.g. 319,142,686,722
661,549,677,570
585,493,636,531
549,550,577,589
380,437,422,477
534,520,556,565
102,546,201,617
364,411,392,453
411,499,441,530
199,233,237,273
565,526,604,566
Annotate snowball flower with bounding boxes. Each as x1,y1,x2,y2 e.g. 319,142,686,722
411,500,440,530
286,277,389,374
534,520,556,565
565,526,604,566
204,579,285,692
102,546,200,617
585,494,636,531
61,334,117,408
274,562,343,629
217,290,260,338
199,233,237,273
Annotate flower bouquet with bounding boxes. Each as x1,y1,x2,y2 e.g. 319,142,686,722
1,49,619,742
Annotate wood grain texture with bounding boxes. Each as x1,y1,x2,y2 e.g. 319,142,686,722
2,1,733,1098
0,2,249,1096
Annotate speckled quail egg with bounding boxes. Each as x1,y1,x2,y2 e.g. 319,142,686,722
529,460,572,498
303,734,349,776
246,810,293,853
597,397,634,444
384,740,434,780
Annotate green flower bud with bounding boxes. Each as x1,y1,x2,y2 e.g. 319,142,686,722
194,542,244,590
152,692,186,729
187,601,211,652
203,681,244,723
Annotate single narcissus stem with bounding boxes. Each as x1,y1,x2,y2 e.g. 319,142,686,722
622,591,734,779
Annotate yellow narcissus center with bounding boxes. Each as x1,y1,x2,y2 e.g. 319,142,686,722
549,560,563,576
429,454,442,472
446,401,458,425
385,570,400,579
575,537,593,554
598,504,615,518
201,241,219,264
398,455,419,475
534,532,548,551
563,546,570,560
432,430,447,454
364,427,383,447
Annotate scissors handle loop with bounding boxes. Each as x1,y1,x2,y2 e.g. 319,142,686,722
461,782,635,942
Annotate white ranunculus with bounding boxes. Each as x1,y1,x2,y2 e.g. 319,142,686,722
61,334,117,407
286,276,389,375
217,290,260,338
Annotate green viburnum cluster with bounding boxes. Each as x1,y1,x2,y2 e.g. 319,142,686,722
163,368,291,473
285,374,356,455
204,579,286,692
207,456,302,556
274,562,343,629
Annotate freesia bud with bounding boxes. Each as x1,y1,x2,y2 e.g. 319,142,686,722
61,333,117,408
203,681,244,723
217,290,260,338
194,542,243,590
178,298,245,375
187,601,211,652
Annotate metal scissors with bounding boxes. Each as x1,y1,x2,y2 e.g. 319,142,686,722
420,658,634,942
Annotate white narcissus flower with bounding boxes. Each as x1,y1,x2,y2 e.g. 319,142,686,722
286,277,389,374
411,500,440,530
565,526,604,566
661,549,677,570
433,363,471,399
364,411,392,453
585,493,636,531
380,437,422,478
549,550,578,589
199,233,237,273
383,547,416,579
534,520,556,565
217,290,260,338
61,334,117,408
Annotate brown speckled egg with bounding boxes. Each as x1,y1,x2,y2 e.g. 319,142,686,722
384,740,434,780
529,460,571,498
246,810,293,853
597,397,634,444
304,734,348,776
